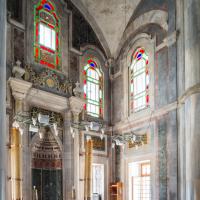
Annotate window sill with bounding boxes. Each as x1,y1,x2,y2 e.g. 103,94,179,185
128,106,153,122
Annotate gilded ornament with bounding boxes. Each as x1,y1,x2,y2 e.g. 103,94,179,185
46,78,55,88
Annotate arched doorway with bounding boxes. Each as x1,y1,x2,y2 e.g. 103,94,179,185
31,127,62,200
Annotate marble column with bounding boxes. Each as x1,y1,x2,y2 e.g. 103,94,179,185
0,0,7,199
69,96,85,200
63,109,73,200
183,0,200,199
9,78,32,200
21,102,31,200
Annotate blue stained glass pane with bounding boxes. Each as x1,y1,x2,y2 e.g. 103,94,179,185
90,62,95,67
137,53,142,60
44,3,51,11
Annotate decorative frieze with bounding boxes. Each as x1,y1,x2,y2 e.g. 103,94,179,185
24,65,73,97
69,96,85,116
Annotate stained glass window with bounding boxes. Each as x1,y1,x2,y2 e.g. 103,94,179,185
34,0,61,70
83,59,103,118
130,47,149,113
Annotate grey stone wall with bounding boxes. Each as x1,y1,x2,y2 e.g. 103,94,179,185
0,0,7,199
112,75,123,123
111,0,178,199
156,47,169,109
6,1,111,200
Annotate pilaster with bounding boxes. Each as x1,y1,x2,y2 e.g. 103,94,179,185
182,0,200,199
69,96,85,200
0,0,7,199
9,78,32,200
63,109,73,200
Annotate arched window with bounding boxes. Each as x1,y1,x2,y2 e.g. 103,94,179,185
83,59,103,118
34,0,61,70
130,47,149,113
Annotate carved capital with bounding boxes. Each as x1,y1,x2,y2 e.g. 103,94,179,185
69,96,85,117
105,57,115,68
9,78,32,100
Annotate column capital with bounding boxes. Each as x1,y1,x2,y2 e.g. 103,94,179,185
9,78,32,100
69,96,85,116
105,57,115,68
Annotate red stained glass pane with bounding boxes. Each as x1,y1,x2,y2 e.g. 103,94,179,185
49,2,54,10
56,56,59,65
40,45,55,53
36,23,39,40
35,48,39,57
47,23,54,29
140,48,145,54
40,60,55,69
146,95,149,104
56,33,59,47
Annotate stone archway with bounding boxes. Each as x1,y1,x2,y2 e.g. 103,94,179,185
31,127,62,200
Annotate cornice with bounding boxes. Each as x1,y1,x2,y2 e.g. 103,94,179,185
113,101,178,133
178,83,200,105
9,78,69,113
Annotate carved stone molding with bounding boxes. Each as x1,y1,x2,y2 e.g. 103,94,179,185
178,83,200,105
9,78,69,113
156,31,178,51
69,96,85,116
24,65,73,97
26,88,69,113
9,77,32,100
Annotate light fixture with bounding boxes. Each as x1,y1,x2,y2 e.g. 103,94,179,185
32,117,37,126
101,128,105,135
112,142,115,148
112,132,147,148
38,113,49,124
29,125,39,133
39,132,43,139
13,108,64,139
86,135,92,141
90,122,93,130
72,131,75,138
12,120,20,128
19,128,24,135
100,133,104,140
53,123,57,130
70,126,74,134
100,128,105,140
70,126,75,138
54,129,59,136
132,135,136,142
53,123,59,136
85,125,89,132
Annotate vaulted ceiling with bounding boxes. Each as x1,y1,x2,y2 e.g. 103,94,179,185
73,0,141,57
